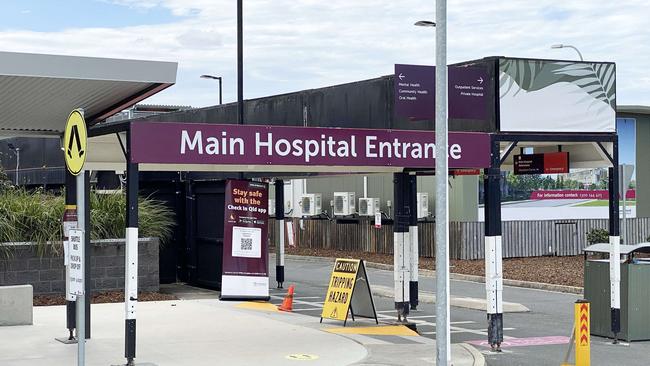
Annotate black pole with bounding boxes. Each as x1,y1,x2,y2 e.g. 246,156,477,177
408,174,418,310
124,129,139,365
65,171,77,340
275,180,285,288
608,136,620,341
237,0,244,125
218,77,223,105
485,137,503,351
84,171,91,339
393,173,410,321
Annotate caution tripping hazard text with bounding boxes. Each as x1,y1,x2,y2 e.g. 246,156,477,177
321,259,360,321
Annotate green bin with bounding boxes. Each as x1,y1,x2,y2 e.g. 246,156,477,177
584,243,650,341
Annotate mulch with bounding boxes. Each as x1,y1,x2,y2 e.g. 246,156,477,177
273,246,585,288
34,291,177,307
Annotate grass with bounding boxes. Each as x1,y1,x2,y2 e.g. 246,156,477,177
575,200,636,207
0,188,175,259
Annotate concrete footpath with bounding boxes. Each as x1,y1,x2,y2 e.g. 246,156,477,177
0,293,484,366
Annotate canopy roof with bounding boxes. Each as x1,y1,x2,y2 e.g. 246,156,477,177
0,51,177,137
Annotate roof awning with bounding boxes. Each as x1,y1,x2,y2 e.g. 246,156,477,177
0,51,177,137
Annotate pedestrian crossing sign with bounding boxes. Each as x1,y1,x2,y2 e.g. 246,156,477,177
63,109,87,176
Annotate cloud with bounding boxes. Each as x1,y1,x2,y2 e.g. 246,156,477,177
0,0,647,108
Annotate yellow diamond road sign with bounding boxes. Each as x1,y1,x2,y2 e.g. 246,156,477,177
63,109,87,176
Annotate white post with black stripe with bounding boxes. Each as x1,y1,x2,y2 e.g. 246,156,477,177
608,137,621,343
484,138,503,352
393,173,410,322
124,134,139,366
408,174,419,310
275,179,285,288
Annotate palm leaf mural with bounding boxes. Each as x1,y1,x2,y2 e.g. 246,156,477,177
499,59,616,111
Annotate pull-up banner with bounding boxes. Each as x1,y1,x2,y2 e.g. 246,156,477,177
220,179,270,300
130,122,491,169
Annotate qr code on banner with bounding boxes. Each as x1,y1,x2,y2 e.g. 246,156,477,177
240,237,253,251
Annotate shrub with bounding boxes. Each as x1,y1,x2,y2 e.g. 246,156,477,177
0,188,175,257
586,228,609,245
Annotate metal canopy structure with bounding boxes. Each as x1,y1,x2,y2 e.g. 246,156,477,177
0,51,177,137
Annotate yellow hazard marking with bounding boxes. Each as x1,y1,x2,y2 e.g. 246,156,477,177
286,354,319,361
63,109,87,176
325,325,419,337
575,302,590,366
321,258,360,321
235,301,279,312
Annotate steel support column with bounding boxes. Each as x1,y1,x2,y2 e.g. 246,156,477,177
484,138,503,351
608,137,621,342
64,171,77,340
124,131,139,365
393,172,410,321
275,180,285,288
408,174,419,310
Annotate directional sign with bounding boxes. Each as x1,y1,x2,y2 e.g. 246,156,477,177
394,64,435,120
574,301,590,366
394,64,490,121
63,109,87,176
68,229,85,298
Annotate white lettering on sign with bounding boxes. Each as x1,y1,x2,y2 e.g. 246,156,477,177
180,130,464,162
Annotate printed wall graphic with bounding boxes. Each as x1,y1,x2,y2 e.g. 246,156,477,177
499,58,616,133
221,179,270,300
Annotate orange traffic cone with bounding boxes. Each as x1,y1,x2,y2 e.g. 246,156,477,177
278,285,295,312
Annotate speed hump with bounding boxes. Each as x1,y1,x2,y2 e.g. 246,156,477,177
63,109,87,175
320,258,378,326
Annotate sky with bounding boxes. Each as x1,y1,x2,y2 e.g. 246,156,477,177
0,0,648,108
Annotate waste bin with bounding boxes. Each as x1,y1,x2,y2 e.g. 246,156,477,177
584,243,650,341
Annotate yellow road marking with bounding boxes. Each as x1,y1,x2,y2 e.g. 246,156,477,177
325,325,418,336
235,301,279,312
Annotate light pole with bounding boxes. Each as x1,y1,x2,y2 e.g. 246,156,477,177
237,0,244,125
200,75,223,105
551,44,584,61
8,143,20,185
416,9,451,364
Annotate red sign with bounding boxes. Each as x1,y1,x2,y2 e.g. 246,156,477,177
531,190,636,200
514,152,569,175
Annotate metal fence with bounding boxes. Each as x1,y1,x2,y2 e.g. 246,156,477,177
269,217,650,260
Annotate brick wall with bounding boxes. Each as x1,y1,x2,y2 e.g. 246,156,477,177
0,238,159,295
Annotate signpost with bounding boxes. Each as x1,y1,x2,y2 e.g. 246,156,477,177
320,258,377,326
514,152,569,175
64,109,87,366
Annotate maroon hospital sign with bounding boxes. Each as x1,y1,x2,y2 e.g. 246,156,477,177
130,122,491,169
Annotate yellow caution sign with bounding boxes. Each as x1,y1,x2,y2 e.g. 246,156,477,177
320,258,377,326
322,259,359,321
575,301,590,366
63,109,87,176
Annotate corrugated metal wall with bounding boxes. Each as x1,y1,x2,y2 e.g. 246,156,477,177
270,217,650,260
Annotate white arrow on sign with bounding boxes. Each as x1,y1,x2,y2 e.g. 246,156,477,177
477,77,484,84
398,73,405,81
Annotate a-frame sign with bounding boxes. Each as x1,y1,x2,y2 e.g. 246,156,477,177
320,258,378,326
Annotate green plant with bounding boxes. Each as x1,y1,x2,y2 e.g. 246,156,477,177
586,228,609,245
0,189,175,257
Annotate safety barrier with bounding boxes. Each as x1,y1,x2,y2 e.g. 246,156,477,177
269,217,650,260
